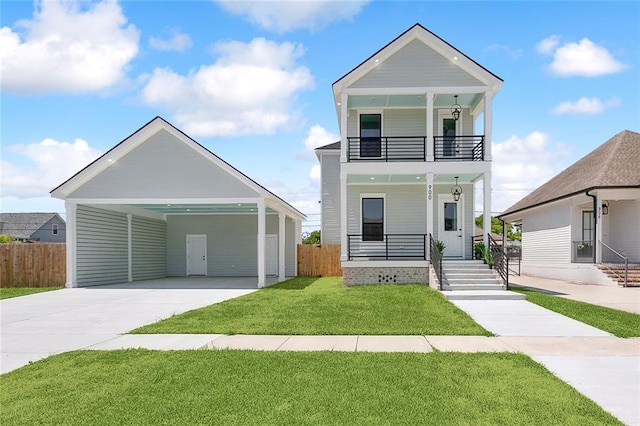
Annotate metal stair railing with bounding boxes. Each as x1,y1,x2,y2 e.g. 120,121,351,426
488,234,509,290
429,234,443,290
599,241,629,287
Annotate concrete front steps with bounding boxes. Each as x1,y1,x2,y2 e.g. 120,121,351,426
440,260,524,300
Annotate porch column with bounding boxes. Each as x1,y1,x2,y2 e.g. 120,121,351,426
596,193,604,263
484,91,493,161
340,171,348,261
278,212,286,282
426,92,434,162
294,219,302,276
65,201,78,288
257,199,266,288
340,93,348,163
483,171,492,248
127,213,132,282
426,172,435,260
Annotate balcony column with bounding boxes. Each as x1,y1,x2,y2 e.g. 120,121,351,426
340,171,348,261
426,92,434,162
483,171,492,248
484,91,493,161
426,172,434,260
340,92,348,163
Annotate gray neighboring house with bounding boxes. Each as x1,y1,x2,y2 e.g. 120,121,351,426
499,130,640,286
0,213,66,242
51,117,306,288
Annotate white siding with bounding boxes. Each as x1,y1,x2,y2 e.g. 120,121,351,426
321,154,341,244
76,206,128,286
522,203,572,263
132,216,166,281
351,39,482,89
70,129,259,199
608,200,640,262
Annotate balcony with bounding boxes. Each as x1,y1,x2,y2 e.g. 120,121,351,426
347,234,427,260
346,135,485,162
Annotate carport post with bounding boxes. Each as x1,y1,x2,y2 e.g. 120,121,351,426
65,201,78,287
257,199,266,287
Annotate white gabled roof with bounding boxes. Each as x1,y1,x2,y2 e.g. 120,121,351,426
333,23,503,98
51,117,306,220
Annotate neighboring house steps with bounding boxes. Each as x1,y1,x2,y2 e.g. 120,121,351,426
440,260,525,301
597,264,640,287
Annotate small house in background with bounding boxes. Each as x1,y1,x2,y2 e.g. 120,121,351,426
0,213,66,242
499,130,640,287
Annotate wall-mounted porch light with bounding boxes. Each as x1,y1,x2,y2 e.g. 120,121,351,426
451,176,462,201
450,95,462,121
602,201,609,215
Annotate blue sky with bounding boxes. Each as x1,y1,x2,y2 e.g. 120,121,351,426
1,1,638,232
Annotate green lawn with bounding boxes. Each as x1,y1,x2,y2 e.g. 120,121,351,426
513,287,640,338
133,277,490,335
0,350,620,425
0,287,62,299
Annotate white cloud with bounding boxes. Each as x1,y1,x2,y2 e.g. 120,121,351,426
309,164,321,186
149,29,192,52
536,35,561,54
491,132,571,212
486,44,522,60
0,0,139,94
297,125,339,160
140,38,314,137
552,97,620,116
216,0,368,33
1,138,103,198
537,36,626,77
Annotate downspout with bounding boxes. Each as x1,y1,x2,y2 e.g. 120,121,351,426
586,190,597,264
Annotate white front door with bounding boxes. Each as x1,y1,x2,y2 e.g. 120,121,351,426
266,234,278,276
438,195,463,257
186,234,207,276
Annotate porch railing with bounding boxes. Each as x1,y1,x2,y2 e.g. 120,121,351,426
488,234,509,289
572,240,594,263
433,135,484,161
429,234,443,290
347,234,427,260
599,241,629,287
347,137,426,162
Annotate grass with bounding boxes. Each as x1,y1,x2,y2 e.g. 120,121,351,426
133,277,490,335
0,350,621,425
0,286,62,299
513,287,640,338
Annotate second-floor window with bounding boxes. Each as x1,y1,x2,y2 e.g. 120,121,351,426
360,114,381,157
52,224,58,235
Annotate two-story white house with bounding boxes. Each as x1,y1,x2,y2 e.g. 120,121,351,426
316,24,503,285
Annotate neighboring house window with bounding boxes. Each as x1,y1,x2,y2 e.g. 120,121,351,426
360,114,382,157
52,224,58,235
582,211,593,243
362,198,384,241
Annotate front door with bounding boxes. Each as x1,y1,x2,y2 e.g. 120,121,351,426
438,195,463,257
186,234,207,276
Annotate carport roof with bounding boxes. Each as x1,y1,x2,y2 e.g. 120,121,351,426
50,117,306,221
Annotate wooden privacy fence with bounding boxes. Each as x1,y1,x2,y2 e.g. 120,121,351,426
297,244,342,277
0,243,66,287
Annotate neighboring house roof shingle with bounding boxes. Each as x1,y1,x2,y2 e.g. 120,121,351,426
0,213,64,240
500,130,640,217
315,141,341,151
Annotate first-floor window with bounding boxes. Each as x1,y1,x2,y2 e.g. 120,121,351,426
362,198,384,241
582,211,593,243
52,224,58,235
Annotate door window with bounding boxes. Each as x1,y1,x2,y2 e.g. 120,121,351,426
443,118,456,157
582,211,593,242
444,202,458,231
360,114,381,157
362,198,384,241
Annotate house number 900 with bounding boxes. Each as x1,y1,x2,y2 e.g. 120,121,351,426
428,185,432,200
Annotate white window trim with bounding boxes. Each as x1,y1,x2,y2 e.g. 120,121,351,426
360,193,386,237
357,110,384,137
52,223,59,235
437,109,462,136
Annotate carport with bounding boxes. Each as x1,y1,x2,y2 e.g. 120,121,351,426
51,117,305,288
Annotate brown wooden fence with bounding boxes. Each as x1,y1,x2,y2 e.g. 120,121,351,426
297,244,342,277
0,243,66,287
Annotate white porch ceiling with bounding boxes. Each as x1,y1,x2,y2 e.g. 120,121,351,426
347,93,482,109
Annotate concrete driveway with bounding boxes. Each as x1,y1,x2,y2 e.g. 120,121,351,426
0,278,257,374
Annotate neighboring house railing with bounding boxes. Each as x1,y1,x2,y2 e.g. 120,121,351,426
434,135,484,161
572,240,594,263
347,137,426,162
347,234,427,260
488,234,509,289
599,241,629,287
429,233,443,290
